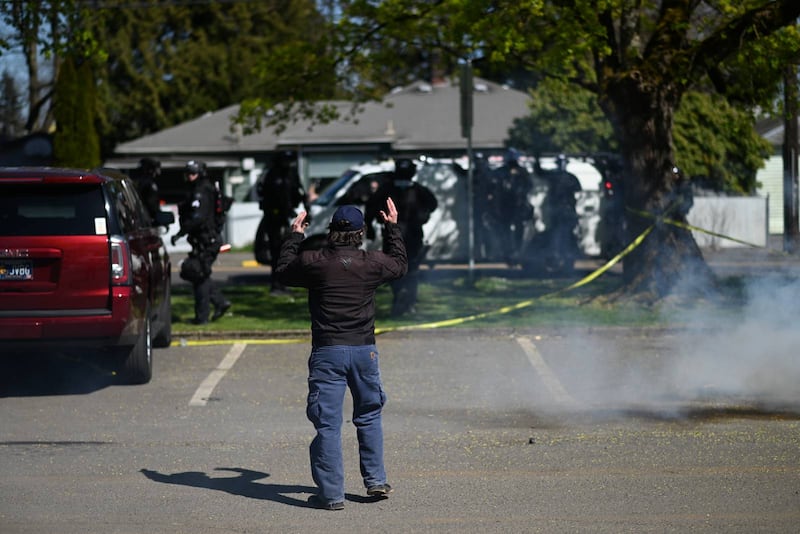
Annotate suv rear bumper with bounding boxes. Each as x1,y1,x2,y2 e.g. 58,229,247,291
0,287,141,347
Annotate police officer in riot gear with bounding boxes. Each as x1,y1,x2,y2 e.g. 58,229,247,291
471,152,493,260
486,148,533,264
535,154,581,272
131,157,162,223
365,158,437,317
595,154,627,259
174,160,231,324
255,150,308,293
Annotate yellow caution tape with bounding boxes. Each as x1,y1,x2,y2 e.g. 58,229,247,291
375,224,655,334
627,206,777,250
171,337,308,347
182,205,774,343
544,224,653,295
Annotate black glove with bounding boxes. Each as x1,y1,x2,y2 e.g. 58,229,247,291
171,234,180,246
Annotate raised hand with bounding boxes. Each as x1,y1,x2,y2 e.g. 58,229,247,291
291,211,309,234
379,197,398,224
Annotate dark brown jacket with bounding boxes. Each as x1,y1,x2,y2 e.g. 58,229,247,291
276,224,407,347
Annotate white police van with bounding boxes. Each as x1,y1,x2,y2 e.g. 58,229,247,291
301,156,604,273
304,158,468,261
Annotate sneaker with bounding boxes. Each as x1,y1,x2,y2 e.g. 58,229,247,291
366,483,393,497
307,494,344,511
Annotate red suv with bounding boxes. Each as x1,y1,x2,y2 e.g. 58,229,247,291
0,167,174,384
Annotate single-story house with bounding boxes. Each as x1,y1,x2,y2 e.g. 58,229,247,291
103,78,793,250
105,77,532,203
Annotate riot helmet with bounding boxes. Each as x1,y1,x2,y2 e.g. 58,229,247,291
139,157,161,177
273,150,296,167
393,158,416,181
184,160,205,180
556,153,568,172
503,147,522,167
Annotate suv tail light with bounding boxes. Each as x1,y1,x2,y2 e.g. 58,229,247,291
110,236,132,285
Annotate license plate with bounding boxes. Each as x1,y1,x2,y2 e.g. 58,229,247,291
0,260,33,280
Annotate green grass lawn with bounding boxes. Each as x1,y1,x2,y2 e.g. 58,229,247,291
170,268,750,335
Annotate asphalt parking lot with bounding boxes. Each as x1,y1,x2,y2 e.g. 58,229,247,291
2,324,799,533
2,245,800,533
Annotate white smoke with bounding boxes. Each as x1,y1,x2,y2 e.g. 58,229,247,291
530,274,800,418
668,275,800,408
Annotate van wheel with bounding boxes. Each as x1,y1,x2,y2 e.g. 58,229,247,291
118,315,153,385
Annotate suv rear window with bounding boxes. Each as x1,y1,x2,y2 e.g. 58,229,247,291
0,183,107,236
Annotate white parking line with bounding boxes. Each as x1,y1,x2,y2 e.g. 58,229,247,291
515,336,581,409
189,343,247,407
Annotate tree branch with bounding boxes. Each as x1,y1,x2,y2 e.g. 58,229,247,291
695,0,800,68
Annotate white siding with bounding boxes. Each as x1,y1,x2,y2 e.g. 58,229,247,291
687,197,768,248
756,154,784,234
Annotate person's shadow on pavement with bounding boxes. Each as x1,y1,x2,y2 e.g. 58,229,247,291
140,467,377,508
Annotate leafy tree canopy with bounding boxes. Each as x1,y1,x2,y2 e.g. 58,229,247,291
53,56,100,168
507,78,617,156
508,82,772,195
0,69,25,140
236,0,800,299
673,91,773,194
2,0,327,156
85,0,326,156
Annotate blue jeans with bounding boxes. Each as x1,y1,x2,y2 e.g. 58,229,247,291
306,344,388,503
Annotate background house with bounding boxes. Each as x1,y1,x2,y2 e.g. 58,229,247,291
104,78,778,253
105,77,532,204
755,117,799,235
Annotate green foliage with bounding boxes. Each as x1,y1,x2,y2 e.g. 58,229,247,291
1,1,55,132
236,39,341,135
236,1,799,163
53,58,78,166
235,0,467,132
507,83,771,194
0,1,106,134
83,0,327,155
78,61,101,167
673,92,772,194
168,267,756,333
233,1,798,300
0,70,25,138
6,0,798,298
507,78,617,155
53,57,100,168
710,25,800,112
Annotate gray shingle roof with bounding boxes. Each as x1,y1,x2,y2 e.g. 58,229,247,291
756,117,787,146
113,78,530,156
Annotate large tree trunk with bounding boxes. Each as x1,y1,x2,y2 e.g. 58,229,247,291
604,76,714,301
